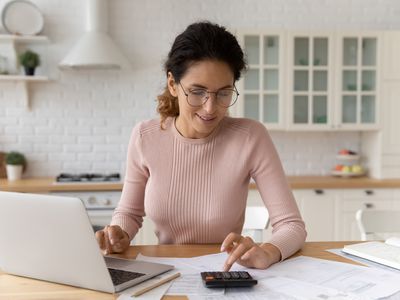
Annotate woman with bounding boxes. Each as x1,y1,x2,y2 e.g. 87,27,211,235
96,21,306,271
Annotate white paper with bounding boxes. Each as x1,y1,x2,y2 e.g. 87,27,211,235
166,273,224,296
327,248,400,273
117,281,172,300
136,252,400,299
265,256,400,299
386,237,400,248
188,275,361,300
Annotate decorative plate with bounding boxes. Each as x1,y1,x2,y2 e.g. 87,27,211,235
1,0,44,35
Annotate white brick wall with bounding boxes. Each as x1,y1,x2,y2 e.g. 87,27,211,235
1,0,399,177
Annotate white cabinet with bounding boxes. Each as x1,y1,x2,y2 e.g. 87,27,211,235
238,31,383,131
334,189,394,240
287,33,334,130
248,187,400,242
293,189,336,241
335,33,380,130
236,32,286,130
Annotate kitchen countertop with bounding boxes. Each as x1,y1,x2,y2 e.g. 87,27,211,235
1,176,400,193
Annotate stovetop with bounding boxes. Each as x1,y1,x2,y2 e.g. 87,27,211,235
55,173,121,183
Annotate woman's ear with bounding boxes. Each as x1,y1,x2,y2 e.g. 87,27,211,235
167,72,178,97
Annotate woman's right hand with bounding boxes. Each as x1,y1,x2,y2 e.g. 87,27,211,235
95,225,130,255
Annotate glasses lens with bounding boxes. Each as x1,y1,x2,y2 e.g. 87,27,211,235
186,88,238,107
217,89,236,107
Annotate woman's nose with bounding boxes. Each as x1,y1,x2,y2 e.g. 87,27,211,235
202,93,217,113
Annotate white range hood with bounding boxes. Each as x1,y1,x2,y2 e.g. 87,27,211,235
59,0,131,70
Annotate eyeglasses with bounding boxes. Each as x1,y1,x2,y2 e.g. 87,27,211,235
179,83,239,108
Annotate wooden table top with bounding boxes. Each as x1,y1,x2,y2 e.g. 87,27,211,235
1,176,400,193
0,242,361,300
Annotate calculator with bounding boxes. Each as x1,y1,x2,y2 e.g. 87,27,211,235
201,271,258,288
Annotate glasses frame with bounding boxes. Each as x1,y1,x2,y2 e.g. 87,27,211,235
179,82,239,108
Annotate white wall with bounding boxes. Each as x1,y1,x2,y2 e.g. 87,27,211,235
1,0,399,177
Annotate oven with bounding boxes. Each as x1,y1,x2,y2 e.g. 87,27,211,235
50,173,158,244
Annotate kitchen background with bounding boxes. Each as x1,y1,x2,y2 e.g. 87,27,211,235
1,0,400,178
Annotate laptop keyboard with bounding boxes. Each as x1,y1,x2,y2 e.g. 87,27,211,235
108,268,145,286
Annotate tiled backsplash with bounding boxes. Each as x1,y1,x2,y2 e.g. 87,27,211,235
1,0,398,177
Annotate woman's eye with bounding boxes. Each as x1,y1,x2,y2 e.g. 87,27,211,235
191,90,206,96
218,90,232,97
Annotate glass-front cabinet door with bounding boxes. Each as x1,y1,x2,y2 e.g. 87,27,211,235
237,33,285,130
288,33,333,130
337,34,379,129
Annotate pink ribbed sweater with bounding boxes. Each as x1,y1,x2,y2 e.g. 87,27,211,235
111,117,306,260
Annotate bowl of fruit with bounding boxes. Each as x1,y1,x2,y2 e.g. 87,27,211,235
331,149,366,177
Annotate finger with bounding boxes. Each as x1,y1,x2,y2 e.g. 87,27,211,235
221,232,242,252
95,230,105,250
104,226,112,255
240,245,257,261
108,225,123,245
223,241,252,271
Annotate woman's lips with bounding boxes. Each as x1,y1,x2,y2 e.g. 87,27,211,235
196,114,216,122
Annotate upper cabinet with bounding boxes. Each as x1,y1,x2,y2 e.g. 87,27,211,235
236,31,381,131
234,32,285,130
336,33,380,130
287,33,333,130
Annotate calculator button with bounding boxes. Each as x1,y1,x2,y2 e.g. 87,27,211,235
231,272,240,279
222,272,231,279
239,271,249,279
215,273,222,279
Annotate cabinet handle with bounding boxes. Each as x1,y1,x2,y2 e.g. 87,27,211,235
364,203,374,209
365,190,374,195
314,189,324,195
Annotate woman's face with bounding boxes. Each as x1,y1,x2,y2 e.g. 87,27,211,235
168,60,235,139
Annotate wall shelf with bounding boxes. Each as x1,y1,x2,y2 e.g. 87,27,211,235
0,34,49,43
0,75,50,109
0,34,50,109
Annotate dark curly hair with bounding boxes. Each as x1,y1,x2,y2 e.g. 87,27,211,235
157,21,247,127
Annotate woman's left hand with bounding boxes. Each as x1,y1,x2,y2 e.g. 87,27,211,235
220,232,281,271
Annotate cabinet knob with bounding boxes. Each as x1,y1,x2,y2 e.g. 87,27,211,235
314,189,324,195
365,190,374,195
364,203,374,209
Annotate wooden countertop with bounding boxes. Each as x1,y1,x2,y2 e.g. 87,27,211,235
1,176,400,193
0,242,362,300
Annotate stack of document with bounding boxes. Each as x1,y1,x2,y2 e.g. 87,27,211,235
132,251,400,300
342,237,400,270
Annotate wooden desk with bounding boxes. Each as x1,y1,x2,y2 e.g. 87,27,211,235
0,242,360,300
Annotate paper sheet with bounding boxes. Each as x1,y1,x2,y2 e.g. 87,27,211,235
136,252,400,299
327,248,400,273
265,256,400,299
188,275,362,300
117,280,172,300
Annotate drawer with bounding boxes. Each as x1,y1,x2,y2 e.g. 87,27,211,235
341,199,393,212
341,189,394,200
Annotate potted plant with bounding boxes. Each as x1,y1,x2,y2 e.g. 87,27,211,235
5,151,26,181
19,50,40,76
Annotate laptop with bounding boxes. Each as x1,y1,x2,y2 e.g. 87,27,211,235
0,191,173,293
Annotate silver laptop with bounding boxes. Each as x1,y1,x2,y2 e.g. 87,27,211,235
0,191,173,293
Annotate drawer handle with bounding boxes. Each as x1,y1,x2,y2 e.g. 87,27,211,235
365,190,374,195
314,189,324,195
365,203,374,209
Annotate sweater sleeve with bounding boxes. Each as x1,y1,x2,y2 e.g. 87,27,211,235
110,123,149,240
248,121,307,260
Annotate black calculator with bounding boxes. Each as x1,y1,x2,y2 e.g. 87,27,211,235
201,271,257,288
